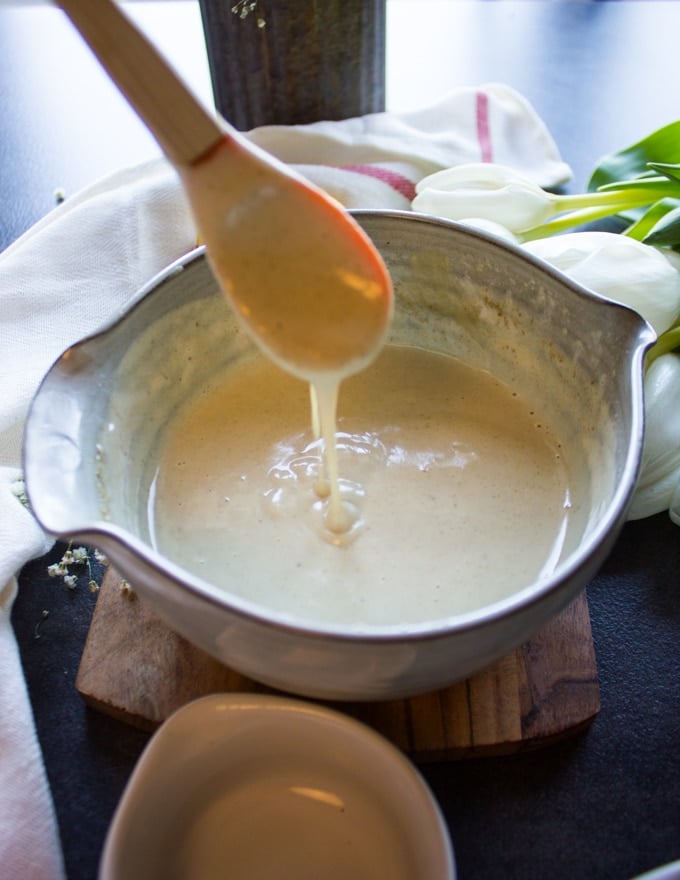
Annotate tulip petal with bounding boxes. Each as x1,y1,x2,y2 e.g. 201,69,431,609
415,162,547,194
628,354,680,521
523,232,680,334
454,218,519,243
669,477,680,526
413,163,555,233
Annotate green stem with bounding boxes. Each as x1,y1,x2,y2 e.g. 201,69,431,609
521,204,638,240
646,324,680,367
521,186,676,241
552,182,674,213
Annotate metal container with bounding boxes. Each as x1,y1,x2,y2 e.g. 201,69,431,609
198,0,386,129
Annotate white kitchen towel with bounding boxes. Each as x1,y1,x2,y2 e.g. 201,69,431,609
0,473,57,880
0,84,569,879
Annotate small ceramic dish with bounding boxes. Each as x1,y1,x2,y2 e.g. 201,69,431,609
98,693,456,880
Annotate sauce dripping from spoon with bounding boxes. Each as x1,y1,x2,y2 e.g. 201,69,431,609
177,135,392,532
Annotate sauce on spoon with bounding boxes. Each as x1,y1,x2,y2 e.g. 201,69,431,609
180,136,392,381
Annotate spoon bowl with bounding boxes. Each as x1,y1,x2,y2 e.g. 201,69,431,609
56,0,392,380
178,135,393,380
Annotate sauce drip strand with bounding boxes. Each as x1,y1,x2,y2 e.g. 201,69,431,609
179,136,393,533
310,383,356,535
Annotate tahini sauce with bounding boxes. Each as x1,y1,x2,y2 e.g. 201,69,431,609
178,136,393,534
147,344,573,628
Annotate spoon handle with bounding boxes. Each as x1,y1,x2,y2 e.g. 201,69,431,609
56,0,225,166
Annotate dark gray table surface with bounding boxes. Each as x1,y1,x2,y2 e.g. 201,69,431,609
4,3,679,879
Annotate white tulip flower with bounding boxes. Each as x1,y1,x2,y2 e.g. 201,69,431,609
523,232,680,335
412,163,670,237
413,164,556,233
628,353,680,524
452,217,519,244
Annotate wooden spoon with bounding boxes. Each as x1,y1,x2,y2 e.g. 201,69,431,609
56,0,393,382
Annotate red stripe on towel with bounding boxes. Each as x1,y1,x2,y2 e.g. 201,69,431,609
476,91,493,163
341,165,417,201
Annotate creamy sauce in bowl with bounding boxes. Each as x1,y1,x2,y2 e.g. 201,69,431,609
146,344,575,628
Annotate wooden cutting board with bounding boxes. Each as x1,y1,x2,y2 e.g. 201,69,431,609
76,567,600,760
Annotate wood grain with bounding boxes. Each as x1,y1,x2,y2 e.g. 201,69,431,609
76,567,600,760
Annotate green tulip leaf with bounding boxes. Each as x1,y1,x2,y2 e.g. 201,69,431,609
596,176,676,194
624,198,680,243
648,162,680,184
588,120,680,192
640,204,680,249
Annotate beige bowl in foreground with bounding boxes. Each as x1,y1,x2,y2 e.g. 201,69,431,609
98,693,455,880
23,212,653,700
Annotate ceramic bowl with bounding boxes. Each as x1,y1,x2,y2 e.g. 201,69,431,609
23,212,654,700
98,693,456,880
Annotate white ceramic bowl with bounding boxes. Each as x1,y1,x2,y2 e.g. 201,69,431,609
23,212,654,699
98,693,455,880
